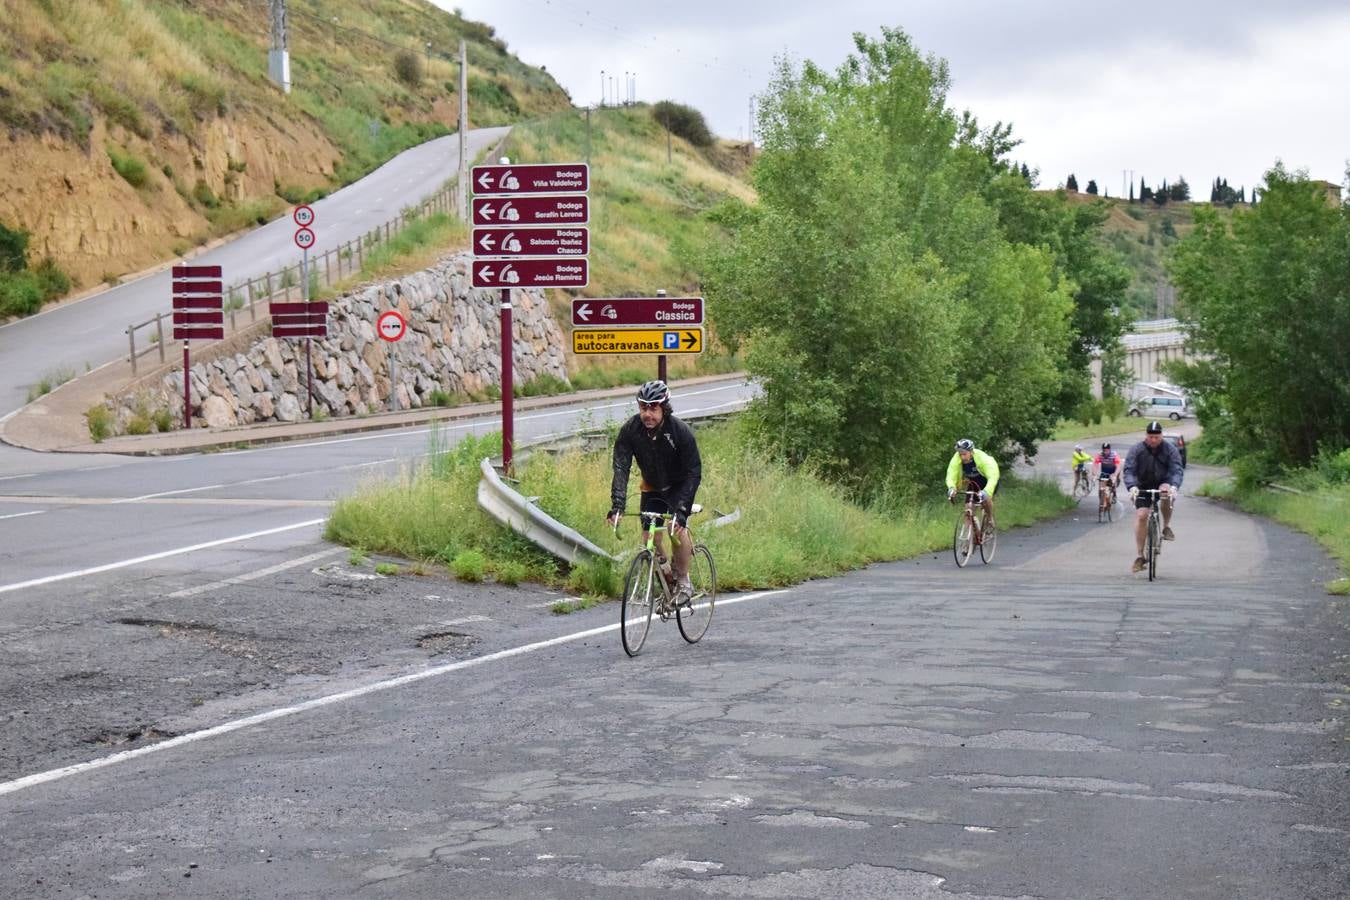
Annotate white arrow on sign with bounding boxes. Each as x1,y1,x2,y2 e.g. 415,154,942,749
479,266,495,282
479,203,496,220
575,302,592,322
477,170,496,190
478,233,497,252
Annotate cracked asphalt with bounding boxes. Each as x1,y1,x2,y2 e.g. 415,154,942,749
0,466,1347,898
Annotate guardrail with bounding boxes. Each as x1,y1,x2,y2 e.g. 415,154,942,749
474,412,744,565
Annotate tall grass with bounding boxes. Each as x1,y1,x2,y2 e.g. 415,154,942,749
325,420,1072,596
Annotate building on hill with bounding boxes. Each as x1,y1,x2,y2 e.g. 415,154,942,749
1311,180,1342,207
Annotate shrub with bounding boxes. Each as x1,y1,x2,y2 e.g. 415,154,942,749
0,221,29,272
393,51,423,87
32,257,71,299
108,147,150,188
126,414,152,435
493,560,527,586
0,272,44,318
192,179,218,208
86,405,113,442
450,549,487,581
152,408,174,432
652,100,714,147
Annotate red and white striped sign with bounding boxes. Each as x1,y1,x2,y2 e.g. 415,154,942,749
172,265,224,342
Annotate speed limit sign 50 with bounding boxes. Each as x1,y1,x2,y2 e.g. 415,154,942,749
294,227,316,250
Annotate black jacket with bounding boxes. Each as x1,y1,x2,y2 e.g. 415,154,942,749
1123,439,1185,491
610,413,702,517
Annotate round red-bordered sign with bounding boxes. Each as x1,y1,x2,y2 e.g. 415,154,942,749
377,310,407,342
292,205,316,227
294,226,316,250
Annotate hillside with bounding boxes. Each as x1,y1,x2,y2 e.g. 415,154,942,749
1061,190,1240,319
0,0,571,294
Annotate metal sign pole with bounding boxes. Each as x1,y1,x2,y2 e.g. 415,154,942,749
183,343,191,429
306,338,314,419
501,287,514,472
656,288,668,383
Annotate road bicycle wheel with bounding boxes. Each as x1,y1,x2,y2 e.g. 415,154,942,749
953,512,974,568
1072,474,1090,503
1146,513,1159,582
621,551,656,656
979,514,998,564
677,544,717,644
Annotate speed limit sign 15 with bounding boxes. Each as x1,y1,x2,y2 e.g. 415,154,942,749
294,226,316,250
293,205,316,227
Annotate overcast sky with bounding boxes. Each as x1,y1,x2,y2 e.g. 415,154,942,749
434,0,1349,198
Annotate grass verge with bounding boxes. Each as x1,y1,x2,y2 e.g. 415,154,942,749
1050,414,1146,442
324,421,1074,603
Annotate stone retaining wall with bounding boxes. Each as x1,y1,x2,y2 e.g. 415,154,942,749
106,252,567,432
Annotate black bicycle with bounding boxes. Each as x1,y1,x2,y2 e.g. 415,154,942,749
1140,488,1166,581
616,504,717,657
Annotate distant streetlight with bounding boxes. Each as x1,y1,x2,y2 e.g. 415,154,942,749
330,16,338,49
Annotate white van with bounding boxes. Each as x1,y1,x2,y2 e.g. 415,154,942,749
1127,395,1192,420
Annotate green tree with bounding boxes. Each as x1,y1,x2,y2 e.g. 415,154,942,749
702,28,1074,497
1066,173,1079,191
1166,164,1350,474
1086,179,1098,195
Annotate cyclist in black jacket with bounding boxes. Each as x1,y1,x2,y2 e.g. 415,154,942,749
607,380,703,604
1123,420,1185,573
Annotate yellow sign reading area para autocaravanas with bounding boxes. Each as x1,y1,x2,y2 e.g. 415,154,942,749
572,328,703,354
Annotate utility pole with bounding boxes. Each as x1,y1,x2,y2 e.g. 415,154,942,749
268,0,291,94
330,16,338,49
425,41,431,71
600,70,605,106
458,40,468,219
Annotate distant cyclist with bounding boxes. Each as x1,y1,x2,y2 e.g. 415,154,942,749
1094,441,1122,498
607,380,702,605
946,439,1000,523
1070,444,1093,493
1123,421,1184,573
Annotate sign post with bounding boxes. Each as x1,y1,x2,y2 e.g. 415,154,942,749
293,206,318,418
472,161,590,472
377,310,406,411
171,265,225,429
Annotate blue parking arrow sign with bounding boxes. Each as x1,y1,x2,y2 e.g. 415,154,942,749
664,331,679,349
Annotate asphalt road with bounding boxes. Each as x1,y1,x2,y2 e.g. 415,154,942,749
0,126,511,419
0,420,1346,897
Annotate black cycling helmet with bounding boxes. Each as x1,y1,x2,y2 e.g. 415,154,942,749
955,438,975,452
1101,442,1111,450
1146,420,1163,434
636,380,670,404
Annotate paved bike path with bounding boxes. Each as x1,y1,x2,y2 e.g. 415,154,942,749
0,462,1345,898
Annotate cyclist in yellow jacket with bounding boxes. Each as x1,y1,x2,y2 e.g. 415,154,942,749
1070,444,1094,494
946,439,1001,524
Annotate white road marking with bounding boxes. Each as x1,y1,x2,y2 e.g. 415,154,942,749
0,510,45,521
116,458,393,502
0,518,327,596
168,547,344,598
0,589,787,796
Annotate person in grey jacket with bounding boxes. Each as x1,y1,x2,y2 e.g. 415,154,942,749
1123,420,1185,573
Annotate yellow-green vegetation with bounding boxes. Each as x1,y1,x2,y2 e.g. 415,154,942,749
1051,414,1142,442
325,422,1072,600
0,0,566,155
84,405,112,442
25,367,76,402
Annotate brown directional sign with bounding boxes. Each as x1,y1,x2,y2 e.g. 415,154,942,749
471,163,588,195
173,326,224,341
270,300,328,339
472,258,588,289
172,265,222,279
571,297,703,327
473,227,588,257
172,265,223,342
471,196,589,227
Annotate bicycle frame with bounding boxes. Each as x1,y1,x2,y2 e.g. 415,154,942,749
616,502,717,656
1140,488,1165,581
